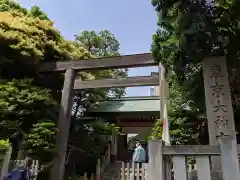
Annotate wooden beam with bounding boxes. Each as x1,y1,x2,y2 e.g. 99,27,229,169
38,53,156,72
118,121,154,127
151,72,158,76
117,116,159,121
74,75,159,90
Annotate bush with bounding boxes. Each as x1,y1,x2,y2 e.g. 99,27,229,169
0,139,10,150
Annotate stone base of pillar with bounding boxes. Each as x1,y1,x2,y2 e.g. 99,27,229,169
211,171,223,180
188,170,223,180
110,154,117,163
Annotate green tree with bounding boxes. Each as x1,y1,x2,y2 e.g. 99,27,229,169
75,30,128,99
0,0,27,14
0,5,92,164
150,0,240,144
0,78,58,161
28,6,49,20
149,78,206,144
0,1,127,178
75,30,120,57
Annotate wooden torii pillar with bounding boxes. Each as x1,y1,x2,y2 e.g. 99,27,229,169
50,69,76,179
38,53,158,180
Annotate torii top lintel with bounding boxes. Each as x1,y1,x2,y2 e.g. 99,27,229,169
38,53,156,72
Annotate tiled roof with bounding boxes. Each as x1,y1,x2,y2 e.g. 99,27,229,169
88,96,160,112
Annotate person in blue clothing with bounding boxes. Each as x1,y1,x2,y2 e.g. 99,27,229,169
4,157,34,180
132,141,146,163
132,141,146,180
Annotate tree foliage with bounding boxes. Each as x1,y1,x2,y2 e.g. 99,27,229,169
0,139,10,150
0,78,56,133
25,121,57,163
0,2,76,159
0,78,58,161
0,11,91,68
150,0,240,143
76,30,120,57
0,2,126,176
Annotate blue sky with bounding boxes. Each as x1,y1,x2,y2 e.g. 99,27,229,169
17,0,158,96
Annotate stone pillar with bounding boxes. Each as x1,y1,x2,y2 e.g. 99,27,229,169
203,57,239,179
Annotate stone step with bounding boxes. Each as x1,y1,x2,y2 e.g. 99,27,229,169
101,162,121,180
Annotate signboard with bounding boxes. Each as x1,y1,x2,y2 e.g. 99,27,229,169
203,57,238,172
203,57,236,142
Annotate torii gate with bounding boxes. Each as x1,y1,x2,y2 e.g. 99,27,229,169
38,53,167,180
38,54,240,180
